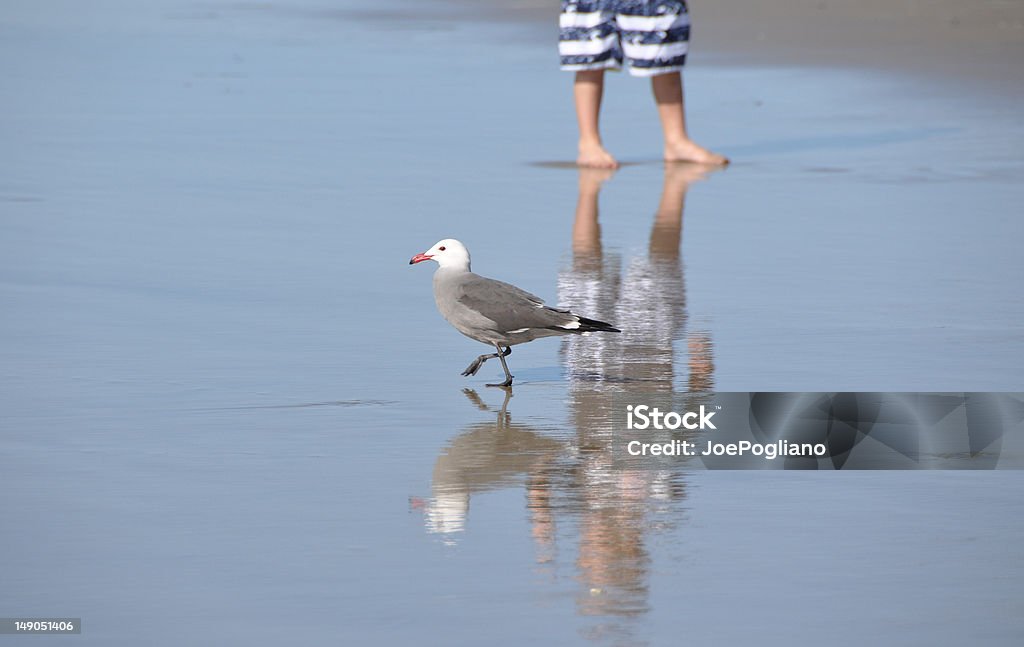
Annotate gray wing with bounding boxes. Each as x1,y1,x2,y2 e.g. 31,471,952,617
455,274,574,332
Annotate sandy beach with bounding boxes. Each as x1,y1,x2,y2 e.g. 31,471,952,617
691,0,1024,88
448,0,1024,94
2,1,1023,645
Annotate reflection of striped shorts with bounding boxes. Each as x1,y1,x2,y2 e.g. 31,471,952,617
559,1,691,77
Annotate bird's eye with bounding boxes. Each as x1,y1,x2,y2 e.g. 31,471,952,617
439,246,446,251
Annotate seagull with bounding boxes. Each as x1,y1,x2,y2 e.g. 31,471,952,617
410,239,620,387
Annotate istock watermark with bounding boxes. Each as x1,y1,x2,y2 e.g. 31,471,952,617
613,392,1024,470
618,398,832,467
626,404,717,430
624,402,827,459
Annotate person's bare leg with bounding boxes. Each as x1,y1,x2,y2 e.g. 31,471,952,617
651,72,728,166
574,70,618,168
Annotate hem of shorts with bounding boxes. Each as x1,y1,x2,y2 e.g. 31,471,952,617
560,62,622,72
627,64,685,78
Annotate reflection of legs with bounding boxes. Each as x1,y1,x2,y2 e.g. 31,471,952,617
649,163,716,392
462,345,511,377
574,70,619,169
527,475,556,565
687,332,715,392
573,168,616,260
576,482,649,616
650,163,704,258
461,387,489,410
651,72,728,166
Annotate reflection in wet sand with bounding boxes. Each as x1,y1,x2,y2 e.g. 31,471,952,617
560,164,714,391
559,164,714,638
420,389,565,538
418,166,719,642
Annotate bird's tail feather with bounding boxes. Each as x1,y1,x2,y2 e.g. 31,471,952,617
575,316,621,334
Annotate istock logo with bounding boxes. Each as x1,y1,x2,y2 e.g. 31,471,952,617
626,404,717,430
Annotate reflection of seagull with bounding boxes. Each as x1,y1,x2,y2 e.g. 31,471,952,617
410,239,620,387
419,389,565,538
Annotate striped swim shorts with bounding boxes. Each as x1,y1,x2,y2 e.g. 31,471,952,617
559,1,691,77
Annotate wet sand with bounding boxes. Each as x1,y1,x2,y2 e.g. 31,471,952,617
2,0,1023,645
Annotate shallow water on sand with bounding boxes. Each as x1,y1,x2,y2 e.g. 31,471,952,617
2,1,1023,645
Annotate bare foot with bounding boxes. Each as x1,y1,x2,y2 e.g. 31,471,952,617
664,138,729,166
577,139,619,169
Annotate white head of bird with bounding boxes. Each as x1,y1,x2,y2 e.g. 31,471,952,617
409,239,471,271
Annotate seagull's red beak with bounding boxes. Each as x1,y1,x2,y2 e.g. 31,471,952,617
409,253,433,265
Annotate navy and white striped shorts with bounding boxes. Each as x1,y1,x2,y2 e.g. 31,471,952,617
559,0,691,77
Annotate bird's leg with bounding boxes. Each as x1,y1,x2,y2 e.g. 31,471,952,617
464,345,512,378
462,349,502,377
486,345,514,388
